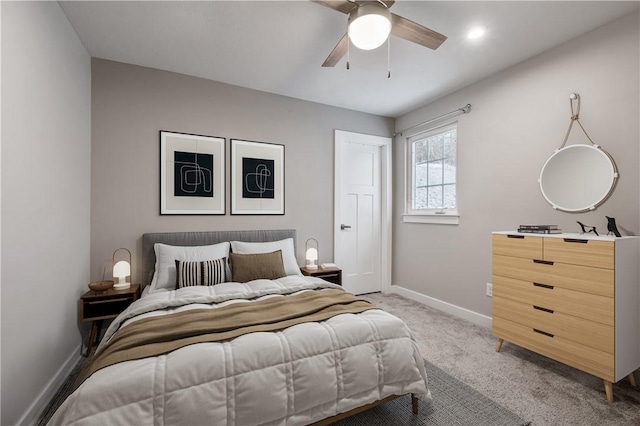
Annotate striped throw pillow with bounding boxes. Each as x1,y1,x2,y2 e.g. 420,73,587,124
175,258,226,289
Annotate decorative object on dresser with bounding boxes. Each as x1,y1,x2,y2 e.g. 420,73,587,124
517,224,562,234
79,283,140,357
231,139,285,215
491,231,639,402
538,93,618,213
606,216,622,237
159,131,226,215
576,221,598,236
305,238,319,270
301,264,342,286
112,247,132,290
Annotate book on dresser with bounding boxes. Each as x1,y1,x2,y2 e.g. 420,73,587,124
518,224,561,233
491,231,639,403
518,224,559,230
517,228,562,234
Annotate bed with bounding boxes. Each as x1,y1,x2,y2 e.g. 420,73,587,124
49,229,430,425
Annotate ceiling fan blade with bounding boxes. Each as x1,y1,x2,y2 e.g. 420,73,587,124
312,0,395,13
312,0,358,15
391,13,447,50
322,33,349,67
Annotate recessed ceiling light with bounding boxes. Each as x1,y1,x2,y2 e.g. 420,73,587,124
467,26,486,40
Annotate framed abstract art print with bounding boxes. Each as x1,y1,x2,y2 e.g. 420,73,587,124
160,131,225,215
230,139,284,215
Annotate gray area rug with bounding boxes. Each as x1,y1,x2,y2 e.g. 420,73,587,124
333,359,530,426
38,356,529,426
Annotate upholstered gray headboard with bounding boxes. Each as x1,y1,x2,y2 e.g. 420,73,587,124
141,229,297,287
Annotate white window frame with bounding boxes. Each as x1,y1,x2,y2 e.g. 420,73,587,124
403,122,459,225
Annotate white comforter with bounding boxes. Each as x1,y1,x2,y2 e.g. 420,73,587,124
49,276,430,425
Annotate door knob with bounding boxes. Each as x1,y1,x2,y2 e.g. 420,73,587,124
340,224,352,230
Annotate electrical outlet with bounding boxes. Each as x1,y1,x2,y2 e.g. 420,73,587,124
486,283,493,297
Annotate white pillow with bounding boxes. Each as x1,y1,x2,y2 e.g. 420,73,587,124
230,238,301,276
149,242,230,292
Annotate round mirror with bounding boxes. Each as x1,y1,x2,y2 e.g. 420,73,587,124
539,144,618,212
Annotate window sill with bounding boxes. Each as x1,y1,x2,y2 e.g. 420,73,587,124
402,214,460,225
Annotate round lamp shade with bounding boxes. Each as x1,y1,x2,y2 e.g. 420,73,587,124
306,247,318,262
348,3,392,50
113,260,131,279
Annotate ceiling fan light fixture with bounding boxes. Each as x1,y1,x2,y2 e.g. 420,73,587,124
348,2,392,50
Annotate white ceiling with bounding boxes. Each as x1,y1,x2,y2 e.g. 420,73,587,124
59,1,639,118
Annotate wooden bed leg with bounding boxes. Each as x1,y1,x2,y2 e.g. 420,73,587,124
495,338,504,352
411,393,418,415
628,373,637,388
85,320,103,357
603,380,613,403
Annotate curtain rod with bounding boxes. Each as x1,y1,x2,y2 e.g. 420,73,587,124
393,104,471,137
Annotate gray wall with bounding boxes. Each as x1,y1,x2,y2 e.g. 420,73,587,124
1,2,91,424
393,12,639,318
90,59,394,284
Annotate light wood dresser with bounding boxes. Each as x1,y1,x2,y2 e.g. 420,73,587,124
492,231,639,402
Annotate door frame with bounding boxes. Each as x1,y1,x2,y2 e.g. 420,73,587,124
334,129,392,293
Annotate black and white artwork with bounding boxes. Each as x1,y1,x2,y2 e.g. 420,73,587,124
174,151,214,198
160,131,225,215
231,139,284,215
242,157,275,199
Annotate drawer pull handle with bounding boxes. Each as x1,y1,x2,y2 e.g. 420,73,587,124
563,238,588,244
533,259,554,265
533,329,554,338
533,305,554,314
507,235,525,239
533,282,554,290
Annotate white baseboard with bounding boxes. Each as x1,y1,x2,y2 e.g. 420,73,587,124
17,344,82,426
389,285,492,329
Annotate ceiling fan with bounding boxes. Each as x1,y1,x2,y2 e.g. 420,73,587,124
313,0,447,67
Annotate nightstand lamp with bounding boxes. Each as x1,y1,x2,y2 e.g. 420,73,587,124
112,248,132,290
305,238,319,270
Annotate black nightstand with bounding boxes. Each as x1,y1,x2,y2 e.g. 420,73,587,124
301,266,342,286
79,284,140,356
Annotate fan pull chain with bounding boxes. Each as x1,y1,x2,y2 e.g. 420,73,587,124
558,93,597,150
347,41,350,70
387,36,391,78
346,20,350,70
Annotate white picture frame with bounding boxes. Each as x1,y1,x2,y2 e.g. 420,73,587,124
160,131,226,215
231,139,285,215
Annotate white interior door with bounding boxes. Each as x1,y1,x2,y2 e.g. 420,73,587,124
334,130,391,295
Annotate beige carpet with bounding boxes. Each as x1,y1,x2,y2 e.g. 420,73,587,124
361,292,640,426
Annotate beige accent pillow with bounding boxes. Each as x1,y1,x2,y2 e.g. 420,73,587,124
230,239,302,276
229,250,287,283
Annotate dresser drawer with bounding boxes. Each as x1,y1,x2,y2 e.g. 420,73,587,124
544,237,614,269
492,296,613,353
492,275,614,325
493,254,614,297
493,318,614,382
492,234,543,259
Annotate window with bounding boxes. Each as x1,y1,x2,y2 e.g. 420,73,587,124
404,122,459,224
